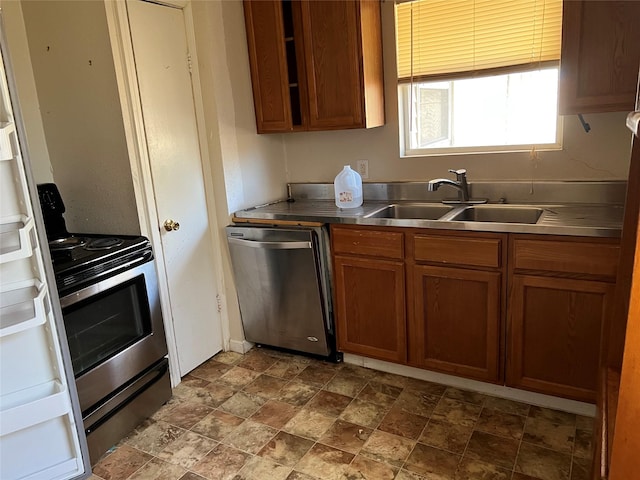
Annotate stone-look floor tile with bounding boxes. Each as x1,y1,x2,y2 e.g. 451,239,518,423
361,430,415,467
395,389,440,417
454,457,511,480
155,401,214,429
178,473,208,480
356,381,402,407
276,380,320,407
465,431,520,470
244,375,288,399
528,406,576,426
419,418,474,454
575,415,594,432
258,431,315,466
172,377,235,408
234,455,293,480
571,456,590,480
295,443,355,480
251,399,299,429
127,459,187,480
212,351,244,365
283,408,335,440
339,398,388,429
190,360,232,382
238,350,279,372
512,474,541,480
475,407,526,440
218,366,262,390
219,391,266,418
404,378,448,396
296,363,338,387
573,429,593,459
377,406,429,440
318,419,372,454
286,471,317,480
444,387,486,406
404,442,460,479
431,397,482,428
340,363,378,380
324,373,368,398
125,419,186,456
483,396,531,417
93,445,153,480
515,442,572,480
346,455,398,480
222,420,278,454
157,431,217,468
191,444,250,480
523,416,575,453
372,371,408,389
191,409,244,441
266,360,308,379
396,469,430,480
306,390,352,417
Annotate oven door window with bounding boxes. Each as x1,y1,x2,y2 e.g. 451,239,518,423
63,276,152,377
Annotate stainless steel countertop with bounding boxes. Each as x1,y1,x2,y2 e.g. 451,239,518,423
234,199,624,238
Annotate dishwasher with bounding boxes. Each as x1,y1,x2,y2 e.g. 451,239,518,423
226,225,338,359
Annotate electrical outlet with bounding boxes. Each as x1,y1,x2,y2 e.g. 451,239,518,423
356,159,369,179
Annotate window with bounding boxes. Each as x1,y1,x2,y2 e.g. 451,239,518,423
396,0,563,156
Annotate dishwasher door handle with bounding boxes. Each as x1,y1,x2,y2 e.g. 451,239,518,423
227,237,312,250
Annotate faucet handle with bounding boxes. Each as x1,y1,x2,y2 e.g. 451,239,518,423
448,168,467,177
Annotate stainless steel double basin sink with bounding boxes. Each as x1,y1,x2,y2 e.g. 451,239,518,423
364,203,544,225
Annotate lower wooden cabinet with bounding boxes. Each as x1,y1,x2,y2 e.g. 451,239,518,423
331,226,620,402
507,274,614,402
410,265,501,383
333,254,406,363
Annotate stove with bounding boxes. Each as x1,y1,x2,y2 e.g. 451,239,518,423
37,183,171,464
49,233,152,296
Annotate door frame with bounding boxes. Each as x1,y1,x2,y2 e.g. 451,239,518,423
104,0,230,385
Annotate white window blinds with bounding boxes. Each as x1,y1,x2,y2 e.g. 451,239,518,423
396,0,563,83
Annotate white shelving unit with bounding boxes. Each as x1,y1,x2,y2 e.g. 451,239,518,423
0,19,88,480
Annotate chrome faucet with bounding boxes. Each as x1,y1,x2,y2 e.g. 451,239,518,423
427,169,487,204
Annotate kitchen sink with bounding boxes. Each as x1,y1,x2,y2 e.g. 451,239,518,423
365,203,455,220
445,205,543,224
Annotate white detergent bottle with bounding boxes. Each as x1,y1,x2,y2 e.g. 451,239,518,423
334,165,363,208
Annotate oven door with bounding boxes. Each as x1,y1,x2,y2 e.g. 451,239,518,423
59,257,168,413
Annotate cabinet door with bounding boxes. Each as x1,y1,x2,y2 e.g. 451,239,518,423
410,265,501,383
300,1,364,129
334,255,406,363
507,275,614,402
559,1,640,114
243,0,293,132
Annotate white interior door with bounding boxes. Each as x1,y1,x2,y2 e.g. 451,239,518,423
126,0,222,376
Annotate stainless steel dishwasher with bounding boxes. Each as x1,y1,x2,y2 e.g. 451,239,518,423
226,225,338,359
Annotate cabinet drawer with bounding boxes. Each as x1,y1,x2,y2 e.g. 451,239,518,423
413,235,501,268
512,238,619,279
332,227,403,260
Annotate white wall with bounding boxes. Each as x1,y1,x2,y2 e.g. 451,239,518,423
1,0,53,183
20,0,139,235
283,1,632,183
191,0,287,343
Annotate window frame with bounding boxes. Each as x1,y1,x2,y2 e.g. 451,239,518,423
398,72,564,158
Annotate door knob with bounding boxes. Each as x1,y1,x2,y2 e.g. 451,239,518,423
163,219,180,232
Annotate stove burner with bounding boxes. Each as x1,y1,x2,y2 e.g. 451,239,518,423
49,236,89,250
85,238,125,250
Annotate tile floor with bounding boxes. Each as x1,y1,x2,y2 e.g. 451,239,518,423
91,347,594,480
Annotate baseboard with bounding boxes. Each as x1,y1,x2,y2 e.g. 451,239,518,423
228,339,254,354
343,353,596,417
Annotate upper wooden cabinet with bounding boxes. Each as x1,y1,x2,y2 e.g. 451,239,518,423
559,1,640,115
243,0,385,133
